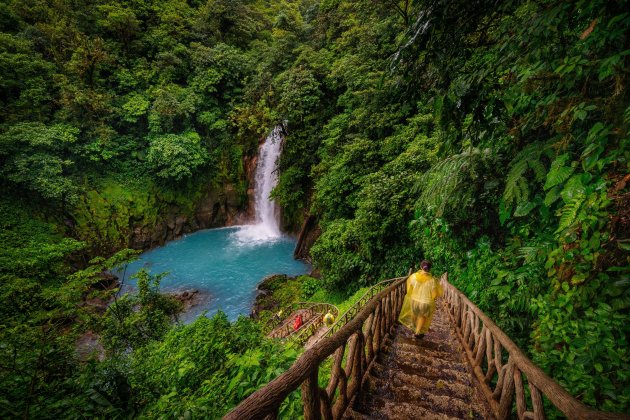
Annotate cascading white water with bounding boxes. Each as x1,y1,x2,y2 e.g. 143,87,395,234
233,126,283,243
254,126,282,232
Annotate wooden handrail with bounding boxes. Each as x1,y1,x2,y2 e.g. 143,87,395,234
286,303,340,345
318,276,407,341
225,271,627,420
268,302,339,342
441,273,627,420
265,301,327,331
224,275,408,419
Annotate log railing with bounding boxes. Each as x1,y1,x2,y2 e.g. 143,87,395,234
267,302,339,342
286,303,340,346
441,273,625,420
224,275,408,420
226,271,626,420
317,276,408,342
289,275,407,347
266,302,326,332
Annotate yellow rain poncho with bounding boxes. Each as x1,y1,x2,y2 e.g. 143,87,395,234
399,270,444,335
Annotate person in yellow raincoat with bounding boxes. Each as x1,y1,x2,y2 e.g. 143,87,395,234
399,260,443,339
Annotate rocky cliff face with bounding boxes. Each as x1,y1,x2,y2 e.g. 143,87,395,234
128,148,263,250
242,152,258,223
129,182,247,250
294,214,320,261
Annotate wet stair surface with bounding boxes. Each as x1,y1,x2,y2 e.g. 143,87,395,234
345,302,493,420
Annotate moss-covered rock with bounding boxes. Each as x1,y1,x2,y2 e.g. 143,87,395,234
71,175,248,255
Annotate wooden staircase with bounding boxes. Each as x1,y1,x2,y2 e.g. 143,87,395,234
224,273,627,420
345,310,491,419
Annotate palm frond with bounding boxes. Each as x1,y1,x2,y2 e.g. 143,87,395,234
416,147,492,216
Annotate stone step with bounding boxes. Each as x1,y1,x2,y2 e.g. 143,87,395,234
358,373,480,419
378,346,469,374
388,332,459,353
367,362,472,403
364,364,471,403
345,306,492,419
342,407,369,419
382,339,463,363
353,397,464,420
383,337,463,362
372,353,471,386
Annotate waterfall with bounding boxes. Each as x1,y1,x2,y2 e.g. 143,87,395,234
233,126,283,243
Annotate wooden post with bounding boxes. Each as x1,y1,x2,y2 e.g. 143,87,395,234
498,362,516,419
529,383,546,420
319,388,333,420
263,410,277,420
302,369,321,420
514,366,526,419
474,327,487,367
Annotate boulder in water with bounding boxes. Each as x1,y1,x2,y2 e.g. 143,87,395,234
169,289,209,312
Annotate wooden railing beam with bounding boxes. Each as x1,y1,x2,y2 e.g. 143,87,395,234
224,276,407,420
227,272,626,420
441,274,626,420
302,369,321,420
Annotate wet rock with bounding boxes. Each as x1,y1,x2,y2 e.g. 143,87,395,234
225,183,240,208
195,192,219,227
130,226,149,249
128,175,249,252
93,272,120,290
76,331,105,362
83,296,111,315
258,274,289,292
294,215,321,261
174,215,187,236
251,274,288,318
151,221,167,245
169,289,208,312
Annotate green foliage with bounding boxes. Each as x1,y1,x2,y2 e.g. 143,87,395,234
276,66,322,123
0,123,79,201
300,275,321,298
100,269,182,352
146,132,209,182
0,198,90,419
417,147,495,220
294,0,628,412
502,142,549,218
1,0,628,416
399,0,630,412
86,313,300,418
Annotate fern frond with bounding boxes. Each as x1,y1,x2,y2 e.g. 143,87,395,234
517,177,529,204
504,158,528,205
529,159,546,182
544,153,575,191
544,186,561,207
556,194,585,233
416,147,491,216
502,141,547,209
518,246,539,262
514,200,536,217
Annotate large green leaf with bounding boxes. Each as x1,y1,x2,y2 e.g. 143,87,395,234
544,154,574,190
